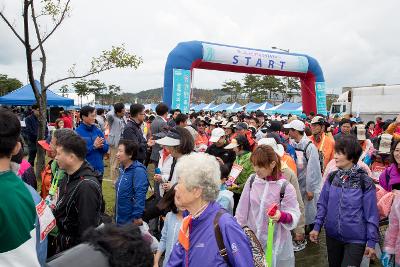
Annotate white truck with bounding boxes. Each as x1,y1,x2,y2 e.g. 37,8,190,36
330,84,400,121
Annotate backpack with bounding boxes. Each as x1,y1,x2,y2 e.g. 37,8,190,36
295,141,324,172
214,175,288,267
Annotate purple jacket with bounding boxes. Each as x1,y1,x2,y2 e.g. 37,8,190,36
314,168,379,248
166,202,254,267
379,163,400,191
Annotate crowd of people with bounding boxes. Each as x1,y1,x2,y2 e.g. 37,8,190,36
1,102,400,267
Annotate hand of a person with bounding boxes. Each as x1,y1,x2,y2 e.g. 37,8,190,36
268,209,281,222
309,230,319,243
147,139,155,147
133,218,143,226
364,247,376,259
306,191,314,201
228,183,239,190
215,157,224,165
162,182,171,191
94,137,104,148
154,174,163,183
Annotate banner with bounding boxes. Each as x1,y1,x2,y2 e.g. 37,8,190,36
202,43,309,73
315,82,328,116
171,69,191,113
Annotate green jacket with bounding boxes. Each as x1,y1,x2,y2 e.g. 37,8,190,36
230,151,254,194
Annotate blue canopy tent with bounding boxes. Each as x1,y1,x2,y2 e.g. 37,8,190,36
248,101,273,112
226,102,242,111
192,103,207,111
203,102,217,111
0,80,73,106
210,103,230,112
266,102,302,115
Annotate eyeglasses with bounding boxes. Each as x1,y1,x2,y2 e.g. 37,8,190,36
198,124,206,127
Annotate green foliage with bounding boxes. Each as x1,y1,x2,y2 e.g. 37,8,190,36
0,74,23,96
40,0,71,21
72,79,90,97
221,80,242,102
90,45,143,74
59,84,69,96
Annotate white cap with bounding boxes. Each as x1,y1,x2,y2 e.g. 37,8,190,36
155,136,180,146
257,138,285,157
209,128,225,143
155,130,181,147
224,139,239,149
283,119,305,132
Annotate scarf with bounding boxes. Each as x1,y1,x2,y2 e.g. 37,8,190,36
337,164,361,180
178,203,209,252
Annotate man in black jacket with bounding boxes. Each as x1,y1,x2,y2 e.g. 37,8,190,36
24,104,48,166
122,104,147,163
54,133,103,253
206,127,236,171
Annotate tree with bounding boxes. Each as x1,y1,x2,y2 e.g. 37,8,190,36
72,79,90,106
1,0,143,177
221,80,242,102
59,84,69,96
243,74,260,102
0,74,23,96
255,75,284,102
285,77,301,101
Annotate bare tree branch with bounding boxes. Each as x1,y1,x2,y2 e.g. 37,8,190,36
0,10,26,46
31,1,47,92
32,0,71,52
46,71,103,89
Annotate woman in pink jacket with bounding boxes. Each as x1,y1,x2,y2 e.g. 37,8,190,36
381,140,400,266
235,145,300,267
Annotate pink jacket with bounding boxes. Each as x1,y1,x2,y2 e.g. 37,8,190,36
383,190,400,264
235,175,300,266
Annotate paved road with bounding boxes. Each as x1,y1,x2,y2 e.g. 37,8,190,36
295,230,381,266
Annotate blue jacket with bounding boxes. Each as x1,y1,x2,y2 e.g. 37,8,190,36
115,161,149,225
76,123,109,174
314,167,379,248
166,202,254,267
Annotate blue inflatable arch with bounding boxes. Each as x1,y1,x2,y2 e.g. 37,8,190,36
163,41,326,115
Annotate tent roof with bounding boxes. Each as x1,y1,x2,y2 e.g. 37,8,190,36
226,102,241,110
211,103,230,111
0,80,74,106
249,101,273,111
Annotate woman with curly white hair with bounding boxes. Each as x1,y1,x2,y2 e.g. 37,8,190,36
166,153,254,267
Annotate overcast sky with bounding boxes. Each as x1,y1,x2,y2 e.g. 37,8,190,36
1,0,399,95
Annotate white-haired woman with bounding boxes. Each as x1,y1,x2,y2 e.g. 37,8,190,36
166,153,254,267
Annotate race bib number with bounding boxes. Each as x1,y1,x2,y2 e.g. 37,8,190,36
226,164,243,186
36,199,56,241
371,163,386,182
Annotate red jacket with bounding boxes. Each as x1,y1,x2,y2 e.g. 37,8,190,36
62,114,73,129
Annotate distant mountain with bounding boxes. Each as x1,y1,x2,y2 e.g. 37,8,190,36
120,87,228,104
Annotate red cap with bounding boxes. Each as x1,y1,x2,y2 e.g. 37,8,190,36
38,140,51,152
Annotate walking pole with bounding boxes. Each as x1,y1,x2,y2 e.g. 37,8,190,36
266,203,278,267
